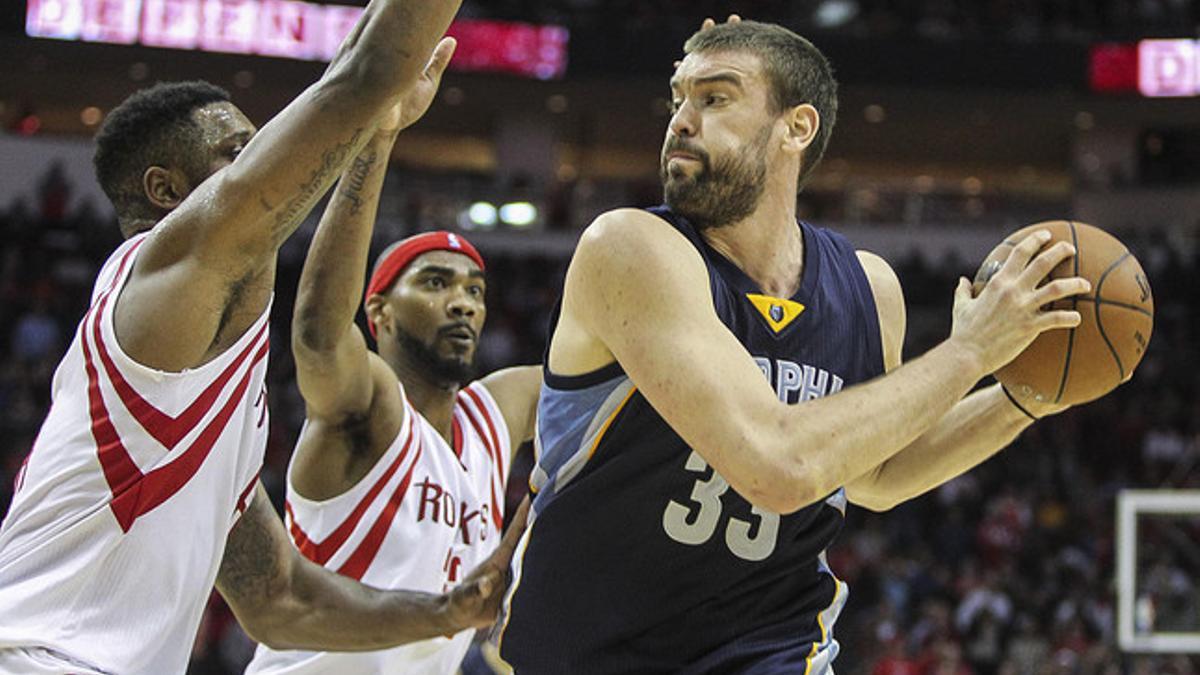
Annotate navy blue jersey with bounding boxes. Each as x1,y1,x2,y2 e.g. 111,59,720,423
499,206,885,674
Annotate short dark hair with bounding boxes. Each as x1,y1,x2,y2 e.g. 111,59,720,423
93,81,231,233
684,21,838,190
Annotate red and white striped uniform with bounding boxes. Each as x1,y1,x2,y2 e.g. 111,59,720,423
245,381,510,675
0,233,270,675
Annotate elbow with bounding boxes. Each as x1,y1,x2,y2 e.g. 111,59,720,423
235,604,296,650
292,315,339,356
742,443,831,516
848,491,899,513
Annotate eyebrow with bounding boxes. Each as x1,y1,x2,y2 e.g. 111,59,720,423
413,264,486,279
670,71,746,92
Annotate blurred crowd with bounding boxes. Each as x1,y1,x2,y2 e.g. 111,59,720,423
0,163,1197,674
466,0,1199,42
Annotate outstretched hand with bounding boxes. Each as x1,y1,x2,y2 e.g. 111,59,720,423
378,36,458,135
440,498,530,634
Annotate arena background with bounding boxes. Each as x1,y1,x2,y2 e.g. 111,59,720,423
1,1,1198,673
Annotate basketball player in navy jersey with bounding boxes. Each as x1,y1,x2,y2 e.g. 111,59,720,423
498,18,1090,673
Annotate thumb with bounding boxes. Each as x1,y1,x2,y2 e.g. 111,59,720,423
426,37,457,81
953,276,972,306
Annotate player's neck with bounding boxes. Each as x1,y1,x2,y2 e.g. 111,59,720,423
701,192,803,298
389,357,459,443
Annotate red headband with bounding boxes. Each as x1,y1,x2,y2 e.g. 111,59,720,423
364,231,485,338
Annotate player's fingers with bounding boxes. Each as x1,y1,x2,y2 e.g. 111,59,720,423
1031,277,1090,306
952,276,972,309
727,14,742,23
1035,309,1082,331
495,498,530,561
996,230,1052,280
701,17,716,30
1018,241,1075,288
425,37,457,81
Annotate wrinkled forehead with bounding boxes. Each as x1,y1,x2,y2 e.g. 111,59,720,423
190,101,256,145
670,49,767,92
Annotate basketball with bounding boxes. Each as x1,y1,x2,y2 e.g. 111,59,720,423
972,220,1154,406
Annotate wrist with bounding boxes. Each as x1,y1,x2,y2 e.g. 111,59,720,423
940,336,988,381
431,593,461,635
371,127,401,144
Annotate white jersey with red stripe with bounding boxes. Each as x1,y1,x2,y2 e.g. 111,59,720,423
245,381,511,675
0,232,271,675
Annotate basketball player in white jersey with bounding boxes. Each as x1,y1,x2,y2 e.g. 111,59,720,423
0,2,524,672
245,95,539,674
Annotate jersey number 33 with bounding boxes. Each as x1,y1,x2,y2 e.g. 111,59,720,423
661,451,780,562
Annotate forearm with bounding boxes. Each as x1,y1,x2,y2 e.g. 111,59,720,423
218,489,463,651
774,339,985,510
294,130,398,351
259,558,457,651
207,0,459,257
845,383,1030,511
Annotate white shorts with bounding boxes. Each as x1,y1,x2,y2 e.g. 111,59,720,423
0,647,110,675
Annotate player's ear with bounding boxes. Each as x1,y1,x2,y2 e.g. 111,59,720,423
782,104,819,156
143,166,189,211
365,294,392,334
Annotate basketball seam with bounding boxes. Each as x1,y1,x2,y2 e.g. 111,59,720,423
1073,295,1152,318
1093,251,1133,381
1053,222,1080,404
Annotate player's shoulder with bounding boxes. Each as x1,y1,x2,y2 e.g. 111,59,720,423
576,208,700,271
854,250,902,298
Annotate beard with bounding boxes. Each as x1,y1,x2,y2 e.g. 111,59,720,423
395,325,476,387
660,124,771,230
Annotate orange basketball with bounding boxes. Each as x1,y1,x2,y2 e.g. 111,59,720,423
972,220,1154,406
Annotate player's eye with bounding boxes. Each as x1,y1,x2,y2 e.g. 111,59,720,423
425,277,446,289
669,99,682,114
468,285,484,297
705,93,727,107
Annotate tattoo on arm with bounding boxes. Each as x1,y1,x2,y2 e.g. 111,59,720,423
218,491,287,606
339,150,379,217
271,128,365,245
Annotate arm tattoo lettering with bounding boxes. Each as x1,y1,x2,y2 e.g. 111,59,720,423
339,150,378,216
271,128,365,244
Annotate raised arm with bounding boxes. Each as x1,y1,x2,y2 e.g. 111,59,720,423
843,251,1072,511
115,0,463,371
216,487,524,650
289,40,457,498
552,209,1084,514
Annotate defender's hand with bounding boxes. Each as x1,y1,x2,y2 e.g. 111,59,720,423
440,498,529,634
378,37,458,135
949,230,1090,376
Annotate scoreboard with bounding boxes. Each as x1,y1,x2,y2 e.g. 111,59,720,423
1091,38,1200,98
24,0,569,79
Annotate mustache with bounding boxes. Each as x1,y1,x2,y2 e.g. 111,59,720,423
437,322,477,340
662,138,710,165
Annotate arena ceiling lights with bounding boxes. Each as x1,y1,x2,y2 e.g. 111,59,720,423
24,0,569,80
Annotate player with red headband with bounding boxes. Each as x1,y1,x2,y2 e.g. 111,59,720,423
246,107,540,674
